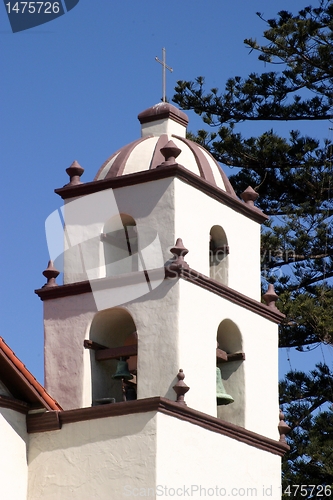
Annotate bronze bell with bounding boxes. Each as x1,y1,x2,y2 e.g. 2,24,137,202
112,359,133,381
216,367,234,405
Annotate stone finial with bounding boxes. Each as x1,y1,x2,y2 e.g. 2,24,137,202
169,238,189,271
278,409,291,444
42,261,60,288
65,160,84,186
241,186,259,208
173,369,190,405
157,140,182,167
263,283,279,310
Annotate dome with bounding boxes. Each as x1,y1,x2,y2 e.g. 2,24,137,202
94,102,236,197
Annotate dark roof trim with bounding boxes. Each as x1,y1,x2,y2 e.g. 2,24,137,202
138,103,189,127
175,268,285,323
35,267,284,324
0,395,30,414
26,396,288,456
54,165,268,224
35,279,91,300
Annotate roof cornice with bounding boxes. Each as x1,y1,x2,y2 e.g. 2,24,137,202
26,396,289,456
35,267,284,324
54,165,268,224
0,395,30,414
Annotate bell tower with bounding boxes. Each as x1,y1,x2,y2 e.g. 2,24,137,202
32,102,288,499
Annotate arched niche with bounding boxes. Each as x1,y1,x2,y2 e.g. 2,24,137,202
102,213,138,276
216,319,245,427
209,225,228,285
88,307,138,405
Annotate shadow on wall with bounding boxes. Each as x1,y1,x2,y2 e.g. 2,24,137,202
102,214,138,277
210,225,228,285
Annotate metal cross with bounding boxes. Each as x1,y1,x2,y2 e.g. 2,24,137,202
155,48,173,102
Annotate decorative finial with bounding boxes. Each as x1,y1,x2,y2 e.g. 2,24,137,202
155,48,173,103
42,261,60,288
263,284,279,310
278,409,291,444
241,186,259,207
65,160,84,187
173,369,190,405
169,238,189,272
157,140,182,168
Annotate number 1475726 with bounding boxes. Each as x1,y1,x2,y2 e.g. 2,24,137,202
6,2,60,14
284,485,331,496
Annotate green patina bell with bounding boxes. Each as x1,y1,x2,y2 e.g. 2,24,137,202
112,359,133,381
216,366,234,405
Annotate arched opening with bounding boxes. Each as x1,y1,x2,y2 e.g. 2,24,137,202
102,214,138,276
216,319,245,426
88,308,138,405
209,225,228,285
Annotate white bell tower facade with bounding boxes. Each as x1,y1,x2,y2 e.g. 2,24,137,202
30,103,289,499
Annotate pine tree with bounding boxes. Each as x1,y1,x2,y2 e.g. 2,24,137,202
173,1,333,492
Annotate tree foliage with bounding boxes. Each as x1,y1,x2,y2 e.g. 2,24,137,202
173,0,333,492
281,363,333,497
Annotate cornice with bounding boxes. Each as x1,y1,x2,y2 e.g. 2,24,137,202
0,395,30,414
177,268,285,324
35,280,91,300
34,268,164,301
54,165,268,224
26,396,289,456
35,267,284,324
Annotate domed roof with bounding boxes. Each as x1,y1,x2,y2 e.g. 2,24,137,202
94,102,236,197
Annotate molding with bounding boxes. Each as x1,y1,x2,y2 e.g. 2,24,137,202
27,409,61,432
35,267,284,324
35,267,164,301
35,280,91,300
138,103,189,127
26,396,289,457
54,165,267,224
0,395,30,414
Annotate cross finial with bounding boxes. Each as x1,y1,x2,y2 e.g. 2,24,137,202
155,48,173,102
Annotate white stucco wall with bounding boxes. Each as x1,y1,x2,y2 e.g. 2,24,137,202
44,175,276,436
27,412,157,500
177,279,279,440
174,178,261,300
27,410,282,499
141,116,186,138
61,177,262,301
44,267,278,438
62,178,176,284
44,292,97,410
0,408,28,500
44,278,181,410
156,413,282,500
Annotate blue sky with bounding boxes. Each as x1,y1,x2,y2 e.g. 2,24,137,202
1,0,331,385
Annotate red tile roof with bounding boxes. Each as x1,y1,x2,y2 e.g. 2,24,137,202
0,337,62,411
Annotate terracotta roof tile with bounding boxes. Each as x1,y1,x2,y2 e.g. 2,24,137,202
0,337,62,411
